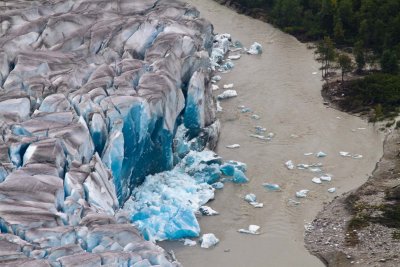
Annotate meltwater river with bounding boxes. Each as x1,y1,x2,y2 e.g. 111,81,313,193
162,1,384,266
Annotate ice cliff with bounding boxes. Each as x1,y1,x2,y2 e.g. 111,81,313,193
0,0,222,265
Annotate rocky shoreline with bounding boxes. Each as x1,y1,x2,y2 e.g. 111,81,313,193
305,82,400,266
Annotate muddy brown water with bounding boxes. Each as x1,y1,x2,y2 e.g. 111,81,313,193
161,1,384,266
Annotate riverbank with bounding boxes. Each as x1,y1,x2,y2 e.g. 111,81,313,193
161,1,384,266
305,77,400,266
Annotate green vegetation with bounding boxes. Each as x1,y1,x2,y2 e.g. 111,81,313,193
340,74,400,119
234,0,400,58
338,53,353,81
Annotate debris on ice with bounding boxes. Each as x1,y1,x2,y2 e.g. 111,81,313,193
255,126,267,134
223,83,234,89
200,233,219,248
199,206,219,216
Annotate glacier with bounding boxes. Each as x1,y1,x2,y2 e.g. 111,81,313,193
0,0,239,265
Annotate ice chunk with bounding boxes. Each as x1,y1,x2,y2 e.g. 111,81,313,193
226,144,240,149
312,177,322,184
217,90,237,100
216,101,223,112
212,182,224,189
244,193,256,203
297,164,309,169
250,202,264,208
339,151,351,157
304,152,313,156
212,75,222,82
309,167,322,173
244,194,263,208
220,61,235,71
285,160,294,170
227,160,247,172
263,183,281,191
212,84,219,91
288,199,301,205
328,187,336,193
352,154,363,159
250,134,267,141
183,239,197,247
228,54,241,60
200,233,219,248
295,189,309,198
255,126,266,133
315,151,327,158
220,163,235,176
247,42,262,55
238,225,260,235
251,114,260,120
199,206,219,216
320,174,332,182
232,169,249,184
240,107,252,113
124,158,216,241
223,84,234,89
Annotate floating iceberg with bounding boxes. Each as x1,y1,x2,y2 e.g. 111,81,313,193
315,151,327,158
238,225,261,235
296,190,309,198
320,174,332,182
328,187,336,193
245,193,257,203
200,234,219,248
184,239,197,247
226,144,240,149
232,169,249,184
218,90,238,100
212,84,220,91
312,177,322,184
228,54,241,60
285,160,295,170
247,42,263,55
223,83,234,89
263,183,281,191
199,206,219,216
